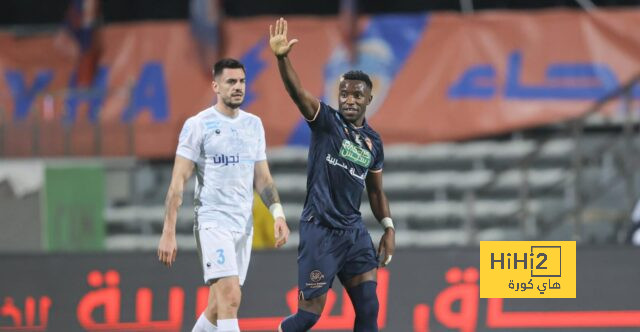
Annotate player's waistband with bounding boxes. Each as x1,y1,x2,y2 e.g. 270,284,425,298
193,213,252,232
302,215,367,232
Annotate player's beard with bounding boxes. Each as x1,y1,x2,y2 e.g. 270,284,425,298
223,95,243,109
340,106,365,124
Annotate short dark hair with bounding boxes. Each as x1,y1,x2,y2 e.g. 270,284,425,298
212,58,246,78
341,70,373,90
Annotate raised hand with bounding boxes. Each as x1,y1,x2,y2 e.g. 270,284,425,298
269,17,298,57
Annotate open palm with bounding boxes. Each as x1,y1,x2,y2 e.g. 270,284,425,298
269,17,298,57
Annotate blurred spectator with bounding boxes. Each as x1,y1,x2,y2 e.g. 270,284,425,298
252,191,276,249
628,199,640,245
65,0,102,87
190,0,225,77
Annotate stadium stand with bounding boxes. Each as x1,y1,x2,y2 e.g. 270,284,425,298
102,123,640,250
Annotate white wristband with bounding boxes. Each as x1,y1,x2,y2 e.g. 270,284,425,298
269,203,285,220
381,217,394,230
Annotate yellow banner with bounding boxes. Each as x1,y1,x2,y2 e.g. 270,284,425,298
480,241,576,298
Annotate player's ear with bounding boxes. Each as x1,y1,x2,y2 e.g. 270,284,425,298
367,94,373,105
211,80,218,94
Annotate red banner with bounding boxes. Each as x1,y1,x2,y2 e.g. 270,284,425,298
1,248,640,331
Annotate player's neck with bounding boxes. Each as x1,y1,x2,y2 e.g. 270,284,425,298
350,119,365,129
214,102,239,119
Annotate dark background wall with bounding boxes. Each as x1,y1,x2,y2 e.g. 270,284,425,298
1,0,640,27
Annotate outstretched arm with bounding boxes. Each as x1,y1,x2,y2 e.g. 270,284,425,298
254,160,290,248
269,17,319,120
158,155,195,267
366,170,395,267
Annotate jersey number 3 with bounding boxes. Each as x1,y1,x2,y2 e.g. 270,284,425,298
216,249,225,264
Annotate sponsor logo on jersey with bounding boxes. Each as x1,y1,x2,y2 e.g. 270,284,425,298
339,139,372,168
210,153,240,166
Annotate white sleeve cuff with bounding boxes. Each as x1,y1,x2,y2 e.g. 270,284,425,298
305,100,322,122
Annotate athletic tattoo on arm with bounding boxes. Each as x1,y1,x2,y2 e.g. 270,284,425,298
259,182,281,208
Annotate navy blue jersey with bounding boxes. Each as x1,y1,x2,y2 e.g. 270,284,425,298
301,102,384,229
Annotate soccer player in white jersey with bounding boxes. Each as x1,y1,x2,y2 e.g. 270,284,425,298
157,58,290,332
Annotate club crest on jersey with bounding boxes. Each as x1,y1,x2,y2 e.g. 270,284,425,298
364,137,373,151
306,270,327,289
339,139,372,168
354,133,373,151
310,270,324,283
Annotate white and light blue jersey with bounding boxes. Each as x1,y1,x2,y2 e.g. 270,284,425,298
176,106,266,233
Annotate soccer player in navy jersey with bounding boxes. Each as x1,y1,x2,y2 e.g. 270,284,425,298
269,18,395,332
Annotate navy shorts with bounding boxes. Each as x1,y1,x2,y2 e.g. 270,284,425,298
297,218,379,300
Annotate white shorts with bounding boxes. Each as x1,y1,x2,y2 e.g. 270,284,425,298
194,225,253,286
